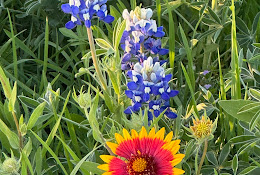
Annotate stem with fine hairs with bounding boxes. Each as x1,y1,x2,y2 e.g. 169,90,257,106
197,140,208,175
86,27,108,92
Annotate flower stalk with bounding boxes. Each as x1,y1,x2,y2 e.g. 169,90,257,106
86,27,108,92
197,140,208,175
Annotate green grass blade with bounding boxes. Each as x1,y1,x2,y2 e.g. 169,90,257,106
7,9,18,80
156,0,161,26
165,0,175,69
40,17,49,94
181,63,199,116
217,49,226,100
231,0,241,99
31,130,68,175
179,25,195,90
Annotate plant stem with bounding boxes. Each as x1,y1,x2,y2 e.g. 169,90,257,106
86,27,108,92
12,111,23,149
197,140,208,175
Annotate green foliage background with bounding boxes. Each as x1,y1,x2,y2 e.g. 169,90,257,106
0,0,260,174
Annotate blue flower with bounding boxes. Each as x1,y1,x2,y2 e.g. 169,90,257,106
61,0,114,29
120,7,168,70
204,84,212,89
201,70,210,75
144,38,169,55
124,57,179,122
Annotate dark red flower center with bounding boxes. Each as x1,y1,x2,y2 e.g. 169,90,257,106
127,152,156,175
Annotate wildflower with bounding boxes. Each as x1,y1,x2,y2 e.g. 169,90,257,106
121,7,168,70
190,116,213,140
204,84,211,89
201,70,210,75
61,0,114,29
98,127,185,175
124,57,179,121
144,38,169,55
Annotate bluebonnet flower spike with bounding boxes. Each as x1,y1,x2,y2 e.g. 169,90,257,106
61,0,114,29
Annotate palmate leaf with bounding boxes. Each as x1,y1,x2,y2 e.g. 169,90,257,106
218,100,260,123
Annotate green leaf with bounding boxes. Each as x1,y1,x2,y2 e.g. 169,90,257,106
249,110,260,131
179,25,195,90
70,144,104,175
253,43,260,48
219,100,260,123
250,88,260,101
27,102,46,130
239,166,257,175
0,65,12,99
232,154,238,174
248,54,260,64
107,69,120,95
229,135,259,145
59,27,79,39
23,138,32,157
31,130,68,175
208,7,221,24
9,81,17,112
206,152,218,166
0,118,19,149
79,161,104,175
219,144,230,165
114,19,126,50
95,38,113,50
88,93,102,143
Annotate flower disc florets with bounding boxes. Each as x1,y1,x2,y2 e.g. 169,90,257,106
124,57,179,122
190,116,213,139
61,0,114,29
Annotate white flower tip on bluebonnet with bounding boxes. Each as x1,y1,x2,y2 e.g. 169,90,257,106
132,76,138,82
146,8,153,19
153,62,160,72
125,20,132,31
132,31,142,43
159,87,164,94
142,71,148,80
152,104,160,110
74,0,81,7
93,4,100,11
83,13,90,20
123,9,130,20
145,86,151,93
69,0,74,6
135,19,149,28
150,20,158,32
140,8,153,20
135,96,141,102
125,44,131,53
151,72,157,82
71,16,78,22
134,63,142,72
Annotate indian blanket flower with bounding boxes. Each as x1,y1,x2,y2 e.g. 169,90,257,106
61,0,114,29
98,127,185,175
120,7,168,70
190,116,213,140
124,57,179,121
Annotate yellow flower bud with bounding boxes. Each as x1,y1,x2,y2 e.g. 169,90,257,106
190,116,213,139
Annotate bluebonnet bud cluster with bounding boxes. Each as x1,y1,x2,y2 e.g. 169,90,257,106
121,7,169,70
61,0,114,29
124,57,179,122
